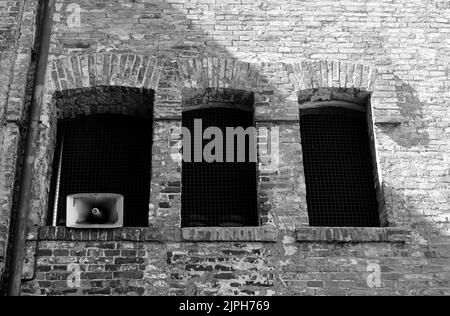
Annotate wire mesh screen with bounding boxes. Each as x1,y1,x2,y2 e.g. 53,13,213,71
48,114,152,227
182,107,259,228
300,107,380,227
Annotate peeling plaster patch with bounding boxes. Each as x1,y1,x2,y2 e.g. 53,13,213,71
411,232,429,245
145,265,158,272
234,257,272,272
216,282,236,296
364,248,379,257
168,243,182,250
241,244,266,252
143,256,160,278
154,280,169,288
216,273,271,296
277,217,297,230
282,235,297,256
283,248,297,258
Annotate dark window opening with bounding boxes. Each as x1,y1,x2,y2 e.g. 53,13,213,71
182,107,259,228
48,114,152,227
300,107,380,227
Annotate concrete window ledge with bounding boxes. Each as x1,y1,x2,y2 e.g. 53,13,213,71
32,226,176,242
31,226,279,243
32,226,410,244
182,226,278,242
295,227,412,244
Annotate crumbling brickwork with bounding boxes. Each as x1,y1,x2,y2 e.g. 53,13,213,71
0,0,449,296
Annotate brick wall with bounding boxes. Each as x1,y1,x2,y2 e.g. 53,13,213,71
21,226,415,296
0,0,22,126
0,0,38,288
0,0,449,295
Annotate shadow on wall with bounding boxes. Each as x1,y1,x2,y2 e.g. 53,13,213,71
65,1,233,59
383,184,450,296
378,77,430,148
384,183,449,245
391,186,449,296
71,1,433,148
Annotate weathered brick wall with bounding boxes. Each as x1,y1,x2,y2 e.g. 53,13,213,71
0,0,20,47
0,0,22,138
1,0,449,295
0,0,38,287
0,0,28,125
21,227,417,296
0,0,21,199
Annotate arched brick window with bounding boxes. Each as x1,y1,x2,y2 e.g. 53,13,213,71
300,106,380,227
47,87,154,227
181,105,259,228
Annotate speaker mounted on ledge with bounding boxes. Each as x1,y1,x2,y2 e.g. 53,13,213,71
66,193,124,229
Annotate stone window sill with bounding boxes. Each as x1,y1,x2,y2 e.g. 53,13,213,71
181,226,278,242
30,227,174,242
31,226,279,243
295,227,412,244
31,226,410,244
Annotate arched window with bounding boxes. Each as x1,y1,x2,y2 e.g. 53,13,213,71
48,114,153,227
300,106,380,227
182,107,259,227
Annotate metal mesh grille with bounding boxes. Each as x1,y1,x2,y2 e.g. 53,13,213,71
182,107,259,228
48,114,152,227
300,107,380,227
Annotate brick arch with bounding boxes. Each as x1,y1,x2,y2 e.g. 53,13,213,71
52,86,155,120
286,60,378,110
285,60,402,124
286,60,379,94
177,58,260,111
48,53,163,92
44,53,163,122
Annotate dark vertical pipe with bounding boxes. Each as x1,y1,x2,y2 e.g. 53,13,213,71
8,0,56,296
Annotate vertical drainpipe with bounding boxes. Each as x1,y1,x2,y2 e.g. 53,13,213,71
7,0,56,296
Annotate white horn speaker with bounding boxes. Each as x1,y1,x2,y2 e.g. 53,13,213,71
66,193,124,229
